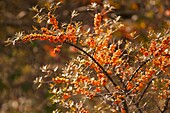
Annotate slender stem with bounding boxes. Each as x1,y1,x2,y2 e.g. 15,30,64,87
129,59,150,81
65,42,131,113
64,41,117,87
125,59,150,88
137,71,162,104
137,78,153,103
104,86,110,93
135,103,143,113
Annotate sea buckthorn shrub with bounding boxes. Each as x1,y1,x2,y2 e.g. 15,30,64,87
7,2,170,113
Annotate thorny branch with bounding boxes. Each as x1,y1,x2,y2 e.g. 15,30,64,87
129,59,150,82
137,71,162,104
64,41,118,87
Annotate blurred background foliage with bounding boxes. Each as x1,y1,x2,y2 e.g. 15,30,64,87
0,0,169,113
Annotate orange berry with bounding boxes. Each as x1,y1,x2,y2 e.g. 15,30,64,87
95,87,101,92
63,93,71,99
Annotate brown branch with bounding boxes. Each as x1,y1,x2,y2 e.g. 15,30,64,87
137,71,162,104
135,102,143,113
125,59,150,89
64,41,118,87
129,59,150,82
63,42,130,112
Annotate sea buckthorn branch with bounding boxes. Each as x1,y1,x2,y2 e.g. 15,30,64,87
125,67,163,111
128,58,150,82
108,44,144,113
64,41,117,87
111,51,130,90
15,3,124,111
136,70,162,104
64,41,131,112
125,90,143,113
6,1,170,112
119,56,152,112
124,58,151,91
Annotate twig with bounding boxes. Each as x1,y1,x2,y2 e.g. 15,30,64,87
64,41,128,112
129,59,150,82
137,71,162,104
64,41,118,87
125,59,150,89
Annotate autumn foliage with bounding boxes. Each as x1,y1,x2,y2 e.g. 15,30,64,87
7,1,170,113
